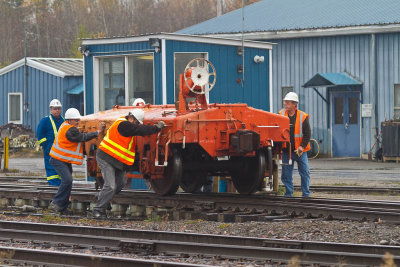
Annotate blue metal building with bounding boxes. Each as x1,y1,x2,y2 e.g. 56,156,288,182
0,58,83,133
81,33,273,114
178,0,400,158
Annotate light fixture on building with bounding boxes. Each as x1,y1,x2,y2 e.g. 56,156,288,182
237,46,243,55
254,55,264,63
237,64,243,73
78,45,90,57
149,38,161,53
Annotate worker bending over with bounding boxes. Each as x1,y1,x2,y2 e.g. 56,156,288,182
93,109,165,219
49,108,105,214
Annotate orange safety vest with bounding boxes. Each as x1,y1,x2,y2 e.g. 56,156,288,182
279,109,311,152
99,117,136,165
50,122,84,165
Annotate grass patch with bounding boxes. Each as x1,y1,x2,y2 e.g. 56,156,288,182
332,182,360,186
218,223,231,229
185,219,204,224
144,215,162,222
277,185,286,196
0,169,20,173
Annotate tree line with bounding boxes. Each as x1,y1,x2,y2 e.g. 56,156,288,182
0,0,259,68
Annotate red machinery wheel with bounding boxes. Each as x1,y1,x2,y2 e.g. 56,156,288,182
230,151,266,194
180,171,207,193
150,148,182,196
184,58,216,94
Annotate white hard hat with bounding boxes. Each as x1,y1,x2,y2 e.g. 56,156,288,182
49,99,62,107
283,92,299,103
126,109,144,124
132,98,145,106
65,108,81,120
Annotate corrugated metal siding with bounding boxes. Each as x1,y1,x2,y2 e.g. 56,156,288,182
0,65,74,134
0,66,24,126
85,40,270,113
84,41,162,114
166,40,270,111
28,66,64,133
178,0,400,35
270,34,373,155
376,33,400,123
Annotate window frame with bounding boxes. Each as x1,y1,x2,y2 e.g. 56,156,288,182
281,86,294,109
93,53,155,112
8,92,23,124
127,53,155,105
394,84,400,120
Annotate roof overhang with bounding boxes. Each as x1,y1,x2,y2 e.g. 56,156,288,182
303,72,362,88
0,58,82,78
81,33,275,50
203,24,400,40
66,83,83,95
302,72,362,104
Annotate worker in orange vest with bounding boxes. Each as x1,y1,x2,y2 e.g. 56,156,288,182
93,109,165,219
48,108,105,214
279,92,311,197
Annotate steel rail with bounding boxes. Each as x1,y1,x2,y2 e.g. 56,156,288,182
295,185,400,194
0,185,399,222
0,221,399,265
0,246,203,267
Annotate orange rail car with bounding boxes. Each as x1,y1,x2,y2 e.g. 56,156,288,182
80,59,290,195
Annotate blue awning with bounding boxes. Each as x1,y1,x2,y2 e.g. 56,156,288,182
303,73,362,88
66,83,83,95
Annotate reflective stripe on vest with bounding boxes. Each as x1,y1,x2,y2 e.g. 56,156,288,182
50,122,84,165
99,117,136,165
279,109,311,152
49,115,57,137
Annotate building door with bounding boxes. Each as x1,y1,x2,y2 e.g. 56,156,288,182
331,92,360,157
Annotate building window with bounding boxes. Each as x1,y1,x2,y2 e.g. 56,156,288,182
281,86,293,109
174,53,207,101
395,84,400,120
281,86,293,102
8,93,22,124
128,54,154,105
99,57,125,111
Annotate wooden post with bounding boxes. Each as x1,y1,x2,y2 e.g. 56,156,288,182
3,137,9,171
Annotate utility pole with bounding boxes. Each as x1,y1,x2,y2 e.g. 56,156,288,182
216,0,222,17
23,20,29,118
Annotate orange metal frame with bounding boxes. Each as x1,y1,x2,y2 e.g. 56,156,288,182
79,71,290,182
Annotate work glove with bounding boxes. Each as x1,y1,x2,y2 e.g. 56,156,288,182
97,122,106,134
156,121,166,129
295,146,304,157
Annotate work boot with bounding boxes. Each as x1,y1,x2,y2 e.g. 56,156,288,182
93,210,107,219
59,209,73,216
48,201,61,212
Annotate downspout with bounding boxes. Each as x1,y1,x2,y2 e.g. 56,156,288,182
370,34,378,146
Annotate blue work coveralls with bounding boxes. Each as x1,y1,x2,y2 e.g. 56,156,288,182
37,114,65,186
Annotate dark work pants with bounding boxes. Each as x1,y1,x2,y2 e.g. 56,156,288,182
94,156,126,213
50,157,73,211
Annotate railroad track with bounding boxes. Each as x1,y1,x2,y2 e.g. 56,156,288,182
0,183,398,223
296,185,400,195
0,220,398,266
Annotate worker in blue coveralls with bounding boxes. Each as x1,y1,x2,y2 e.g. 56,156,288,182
37,99,65,186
